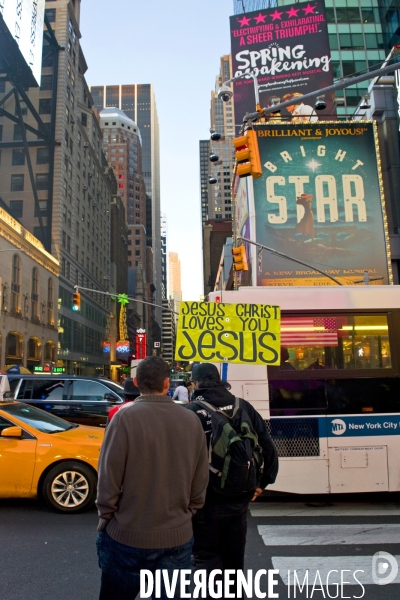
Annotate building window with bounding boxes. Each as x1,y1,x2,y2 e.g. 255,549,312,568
44,340,56,361
6,332,23,362
34,201,48,216
36,173,49,190
42,47,53,68
40,75,53,91
33,227,45,244
45,8,56,22
11,254,21,314
11,175,24,192
13,125,23,141
37,148,50,164
31,268,39,320
39,98,52,115
81,113,87,126
12,149,25,166
9,200,23,218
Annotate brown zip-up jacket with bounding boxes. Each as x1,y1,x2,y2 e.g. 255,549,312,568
96,394,209,549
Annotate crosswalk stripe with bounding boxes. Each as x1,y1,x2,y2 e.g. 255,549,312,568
250,503,400,517
258,524,400,545
271,556,400,585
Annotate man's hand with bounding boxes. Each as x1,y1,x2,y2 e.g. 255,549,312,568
251,487,263,502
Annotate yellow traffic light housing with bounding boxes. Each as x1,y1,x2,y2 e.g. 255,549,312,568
232,245,249,271
233,129,262,179
72,291,81,311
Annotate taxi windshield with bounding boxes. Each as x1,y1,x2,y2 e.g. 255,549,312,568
1,403,76,433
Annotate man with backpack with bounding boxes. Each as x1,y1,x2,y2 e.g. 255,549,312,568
186,363,278,576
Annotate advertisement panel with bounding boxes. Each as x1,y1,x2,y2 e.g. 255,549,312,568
175,302,281,365
230,0,333,121
252,122,392,286
0,0,45,85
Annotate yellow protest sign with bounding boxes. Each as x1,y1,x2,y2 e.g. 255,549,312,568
175,302,281,365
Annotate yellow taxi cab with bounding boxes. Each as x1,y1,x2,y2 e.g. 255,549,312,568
0,399,104,513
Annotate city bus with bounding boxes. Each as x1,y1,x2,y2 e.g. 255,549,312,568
208,286,400,494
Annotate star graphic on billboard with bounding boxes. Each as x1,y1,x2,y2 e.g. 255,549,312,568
286,7,299,18
303,3,317,15
270,9,283,20
306,158,322,172
237,15,251,27
254,13,267,24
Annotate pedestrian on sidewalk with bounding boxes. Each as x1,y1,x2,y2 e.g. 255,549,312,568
186,363,278,576
96,356,209,600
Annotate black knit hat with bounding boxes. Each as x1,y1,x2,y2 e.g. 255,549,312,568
123,378,140,398
192,363,220,383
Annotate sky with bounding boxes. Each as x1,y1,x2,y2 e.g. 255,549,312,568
80,0,234,301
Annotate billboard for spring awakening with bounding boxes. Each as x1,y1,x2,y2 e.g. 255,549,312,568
252,122,392,286
230,0,334,121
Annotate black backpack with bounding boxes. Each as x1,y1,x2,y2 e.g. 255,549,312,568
194,396,264,495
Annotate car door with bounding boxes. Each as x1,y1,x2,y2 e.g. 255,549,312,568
17,379,71,419
0,415,37,497
68,379,122,427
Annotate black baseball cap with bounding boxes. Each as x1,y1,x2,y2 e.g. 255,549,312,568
192,363,220,383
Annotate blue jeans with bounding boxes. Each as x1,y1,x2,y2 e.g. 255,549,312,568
96,530,193,600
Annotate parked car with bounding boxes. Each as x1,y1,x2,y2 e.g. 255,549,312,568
0,399,104,512
9,375,125,427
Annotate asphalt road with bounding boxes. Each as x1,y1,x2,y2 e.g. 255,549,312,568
1,495,400,600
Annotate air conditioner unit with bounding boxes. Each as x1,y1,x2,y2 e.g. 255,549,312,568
83,185,88,190
83,142,89,148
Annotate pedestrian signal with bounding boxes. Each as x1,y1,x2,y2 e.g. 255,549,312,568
232,245,249,271
72,292,81,311
233,130,262,179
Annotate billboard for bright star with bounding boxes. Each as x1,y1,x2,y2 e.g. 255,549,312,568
252,122,392,286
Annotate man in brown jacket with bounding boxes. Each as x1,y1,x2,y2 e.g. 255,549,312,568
96,357,209,600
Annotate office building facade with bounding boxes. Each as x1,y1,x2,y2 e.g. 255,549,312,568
161,213,167,300
0,0,113,374
90,84,162,327
168,252,182,316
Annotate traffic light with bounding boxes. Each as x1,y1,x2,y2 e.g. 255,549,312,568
232,245,249,271
72,291,81,311
233,129,262,179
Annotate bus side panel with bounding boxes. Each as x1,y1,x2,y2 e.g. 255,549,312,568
328,445,389,493
216,363,270,419
268,459,330,494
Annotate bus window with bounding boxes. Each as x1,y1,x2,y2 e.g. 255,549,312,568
327,378,400,414
280,315,391,371
269,379,326,416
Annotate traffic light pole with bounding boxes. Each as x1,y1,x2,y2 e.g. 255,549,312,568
238,236,343,285
73,286,179,315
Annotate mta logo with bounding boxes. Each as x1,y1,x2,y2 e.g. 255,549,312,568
331,418,346,435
